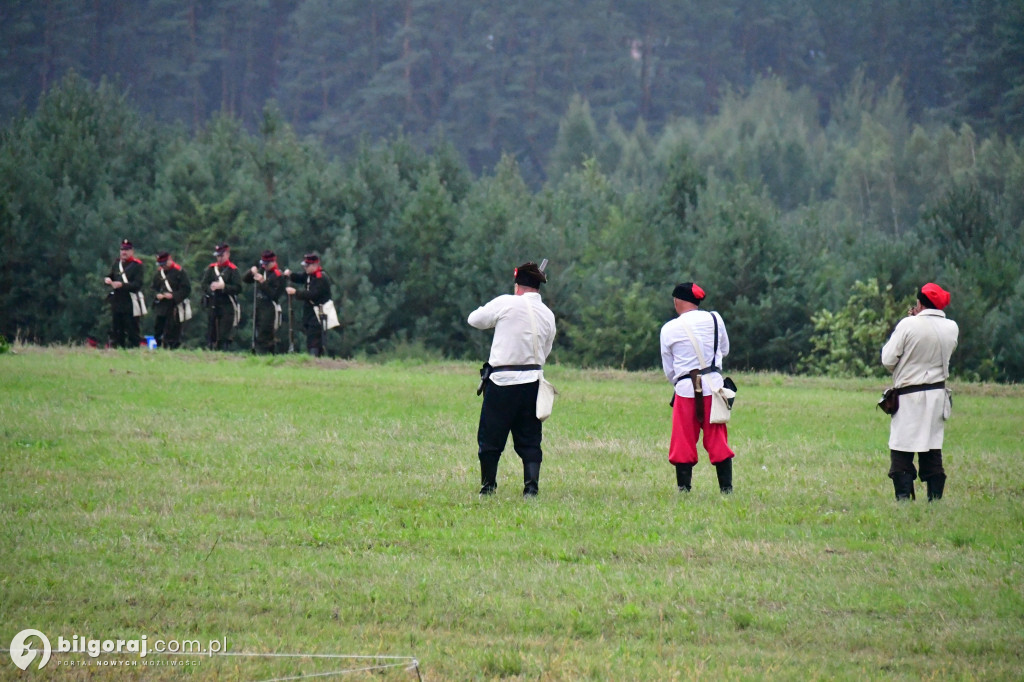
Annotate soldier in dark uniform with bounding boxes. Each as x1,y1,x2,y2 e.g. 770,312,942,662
242,250,286,354
284,253,333,357
103,239,145,348
200,243,242,351
150,251,192,349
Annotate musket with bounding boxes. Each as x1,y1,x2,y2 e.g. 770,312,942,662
287,293,295,353
251,266,258,354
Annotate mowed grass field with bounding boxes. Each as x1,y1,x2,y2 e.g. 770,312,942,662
1,346,1023,681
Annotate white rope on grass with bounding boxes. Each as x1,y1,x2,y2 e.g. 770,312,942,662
163,651,423,681
2,649,423,681
202,652,417,661
251,661,415,682
183,651,419,675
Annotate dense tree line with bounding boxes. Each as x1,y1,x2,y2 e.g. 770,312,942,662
2,74,1022,380
2,0,1023,180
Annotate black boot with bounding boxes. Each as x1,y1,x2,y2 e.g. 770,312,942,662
926,473,946,501
523,461,541,497
479,456,498,496
891,472,916,501
675,464,693,492
715,458,733,494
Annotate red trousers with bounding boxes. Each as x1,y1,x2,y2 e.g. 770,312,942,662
669,395,734,465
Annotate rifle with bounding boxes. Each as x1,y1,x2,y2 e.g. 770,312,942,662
250,267,258,354
287,293,295,353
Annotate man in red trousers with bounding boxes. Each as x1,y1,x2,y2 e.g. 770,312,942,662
660,282,735,493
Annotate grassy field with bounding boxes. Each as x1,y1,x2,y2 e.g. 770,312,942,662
1,346,1023,680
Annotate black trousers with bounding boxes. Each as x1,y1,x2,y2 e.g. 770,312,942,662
153,312,183,349
889,449,944,480
253,304,278,354
477,380,543,465
206,306,235,350
110,309,140,348
303,319,324,356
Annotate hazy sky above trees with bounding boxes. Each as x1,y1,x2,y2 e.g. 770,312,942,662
2,0,1021,177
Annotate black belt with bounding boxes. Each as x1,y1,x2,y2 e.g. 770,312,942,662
477,363,542,395
895,381,945,396
673,366,722,385
490,364,542,372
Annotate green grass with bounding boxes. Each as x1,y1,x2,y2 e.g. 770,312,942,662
2,346,1023,680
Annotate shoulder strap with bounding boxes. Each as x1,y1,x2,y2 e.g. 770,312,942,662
679,317,708,369
711,311,720,361
118,260,129,284
524,297,543,366
160,268,173,293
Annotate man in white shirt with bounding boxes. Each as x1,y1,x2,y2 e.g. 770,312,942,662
660,282,735,493
468,262,556,497
881,282,959,501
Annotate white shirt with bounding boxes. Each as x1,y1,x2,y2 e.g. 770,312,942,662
660,309,729,398
468,292,556,386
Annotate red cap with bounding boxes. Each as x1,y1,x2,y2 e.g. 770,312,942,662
920,283,951,310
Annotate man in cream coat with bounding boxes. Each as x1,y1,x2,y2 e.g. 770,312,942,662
881,282,959,501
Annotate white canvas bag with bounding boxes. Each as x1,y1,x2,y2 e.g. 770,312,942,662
316,299,341,330
177,299,193,322
272,301,283,331
525,298,556,421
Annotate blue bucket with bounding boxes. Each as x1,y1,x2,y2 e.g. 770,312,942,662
145,335,157,350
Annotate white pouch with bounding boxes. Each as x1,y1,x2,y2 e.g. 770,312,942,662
272,301,283,331
176,299,193,322
536,373,556,422
131,292,147,318
317,300,341,330
709,385,736,424
230,296,241,327
524,300,555,421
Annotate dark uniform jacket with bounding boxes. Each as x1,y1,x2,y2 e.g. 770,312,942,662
200,261,242,307
289,268,332,326
151,264,192,316
242,265,286,310
106,257,144,313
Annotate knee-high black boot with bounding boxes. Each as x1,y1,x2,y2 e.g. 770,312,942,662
675,464,693,492
523,461,541,497
479,455,499,495
891,472,916,501
925,473,946,501
715,458,733,494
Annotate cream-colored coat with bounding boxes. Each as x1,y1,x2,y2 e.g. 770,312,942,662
881,309,959,451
